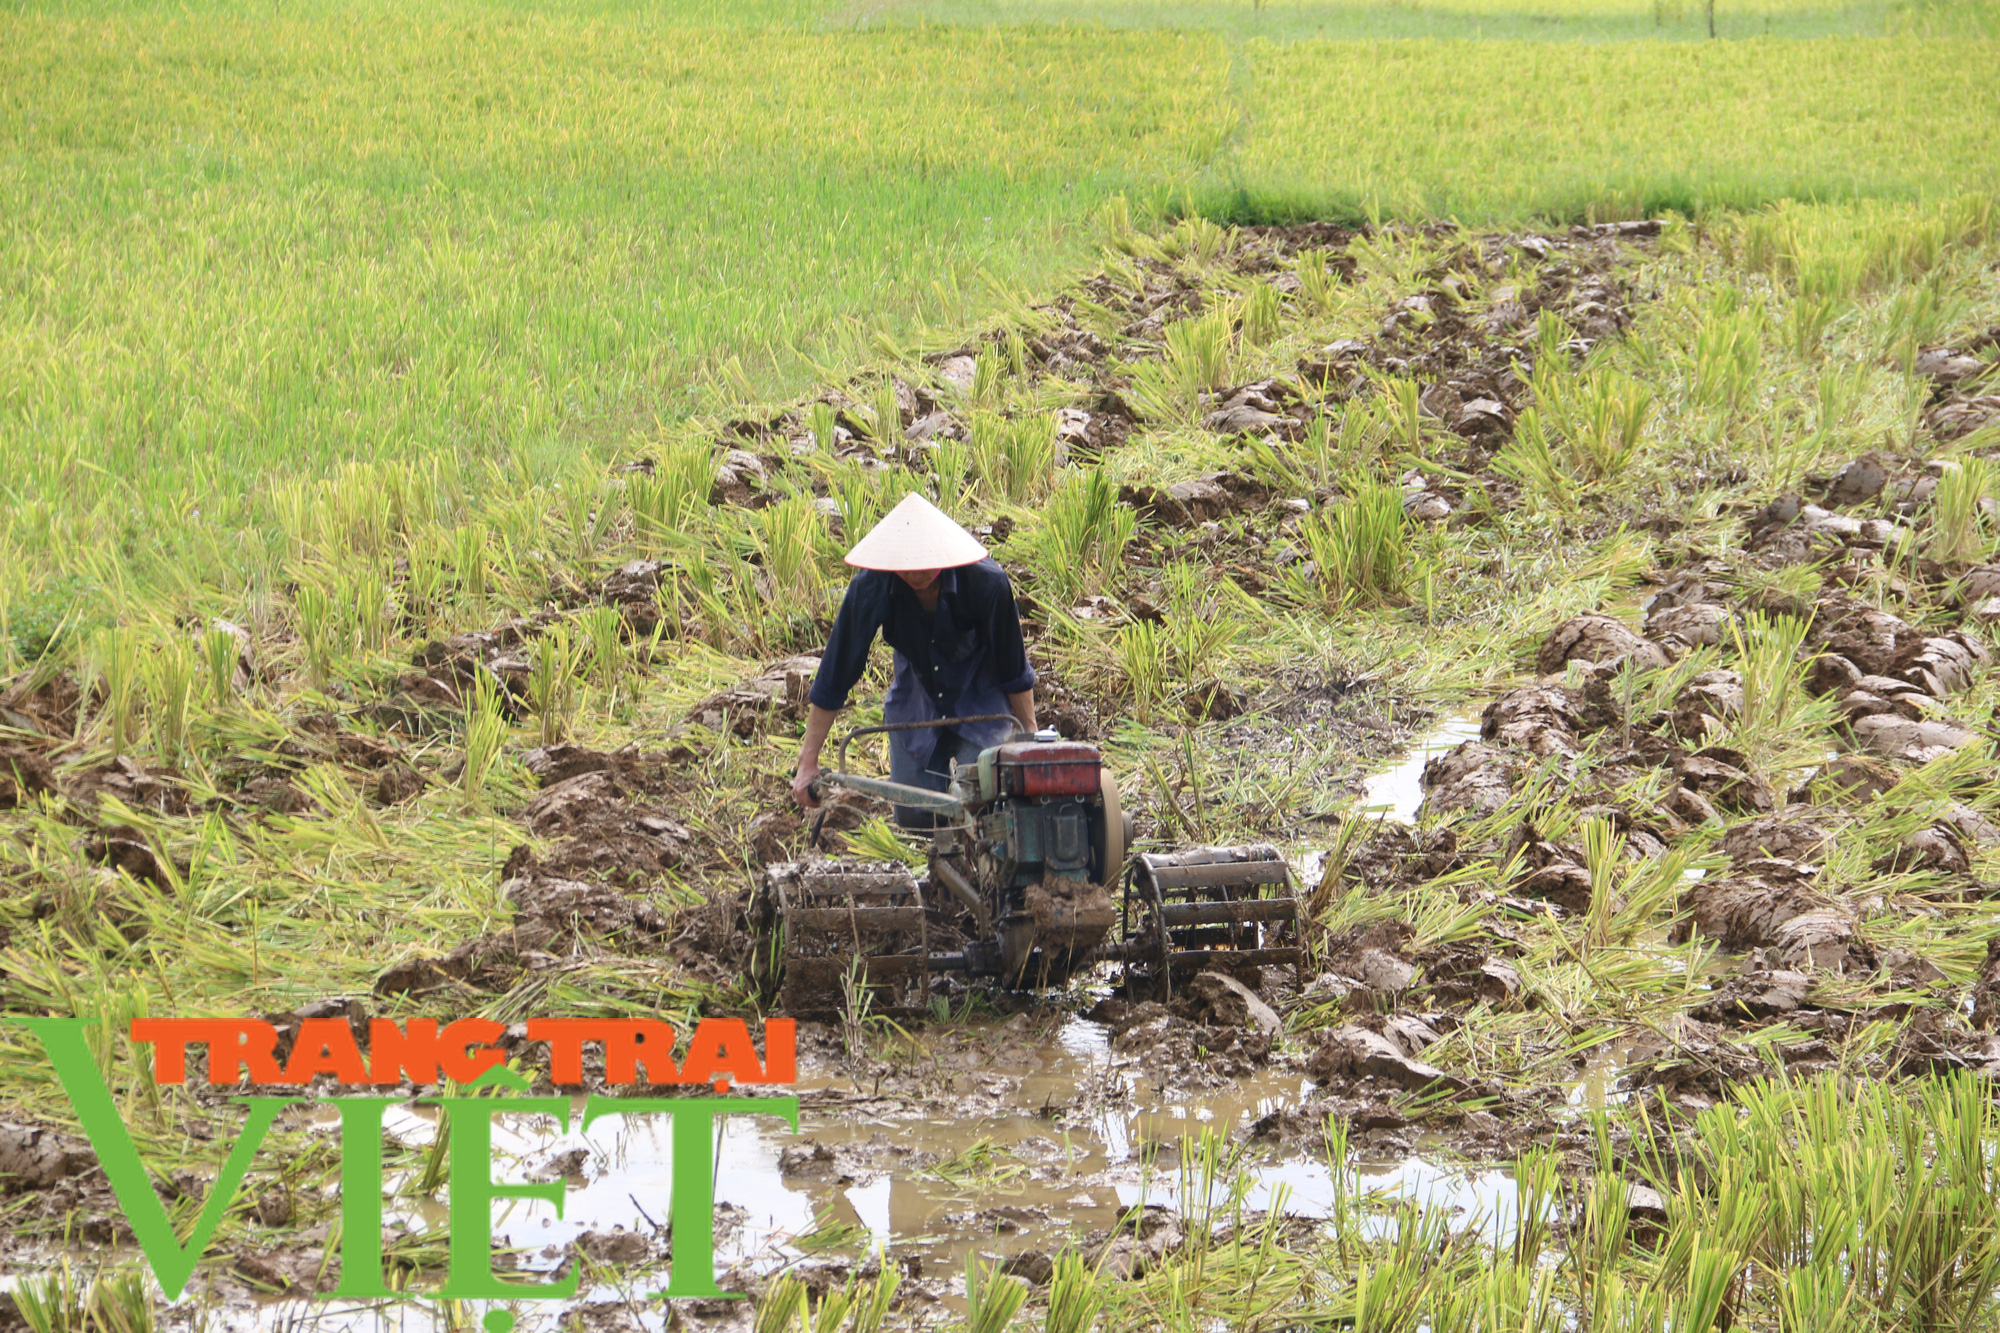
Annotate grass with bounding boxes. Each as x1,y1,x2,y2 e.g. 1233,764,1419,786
3,1,1999,600
859,0,2000,41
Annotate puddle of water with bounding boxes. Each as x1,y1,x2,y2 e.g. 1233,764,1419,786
1565,1042,1634,1114
1115,1154,1525,1244
1357,713,1484,822
7,1014,1535,1325
340,1017,1502,1278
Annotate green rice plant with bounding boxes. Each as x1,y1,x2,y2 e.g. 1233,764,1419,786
1159,560,1244,680
628,442,714,541
16,1264,152,1333
809,401,839,454
849,1264,900,1333
1044,1252,1104,1333
1005,328,1029,380
1369,372,1425,456
1300,479,1408,608
8,573,95,664
1511,1147,1559,1269
846,817,924,867
964,1256,1030,1333
13,1262,81,1333
451,522,489,613
931,438,972,510
88,627,142,756
1127,302,1246,422
82,1270,152,1333
1534,366,1654,481
1165,306,1236,397
1727,609,1811,738
1297,249,1341,314
1241,424,1319,496
1567,1170,1635,1305
968,412,1057,505
1432,1263,1559,1332
401,533,453,635
579,604,625,691
268,478,319,559
1350,1205,1457,1330
1813,362,1868,438
1241,279,1282,347
1692,301,1763,409
1494,408,1576,514
560,475,615,564
1877,270,1965,373
293,580,343,688
1102,194,1137,252
1161,215,1227,267
972,347,1003,409
1329,399,1395,476
754,1276,808,1333
324,461,394,557
1021,469,1135,604
1927,457,1994,564
346,562,390,654
1798,250,1870,303
1117,619,1169,723
141,636,196,764
1126,360,1192,426
1774,1267,1864,1333
835,467,924,548
1786,293,1839,359
758,494,834,608
461,673,508,805
1578,816,1626,951
872,382,904,447
526,626,579,747
200,625,240,707
1531,309,1573,369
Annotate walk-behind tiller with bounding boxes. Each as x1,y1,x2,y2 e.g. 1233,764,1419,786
747,716,1302,1015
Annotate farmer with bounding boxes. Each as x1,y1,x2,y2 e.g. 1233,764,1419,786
792,492,1036,827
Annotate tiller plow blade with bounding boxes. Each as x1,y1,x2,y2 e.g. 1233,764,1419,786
751,860,931,1016
1121,843,1304,994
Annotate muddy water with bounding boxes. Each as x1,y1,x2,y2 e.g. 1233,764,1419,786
353,1016,1522,1290
163,1014,1522,1333
1357,713,1484,821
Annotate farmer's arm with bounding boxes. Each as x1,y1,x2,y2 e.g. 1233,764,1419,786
794,573,883,809
792,705,840,809
991,568,1037,738
1006,689,1036,736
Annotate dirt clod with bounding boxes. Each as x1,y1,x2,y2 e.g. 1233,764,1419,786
1178,971,1282,1036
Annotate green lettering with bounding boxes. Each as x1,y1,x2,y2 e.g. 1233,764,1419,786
20,1018,299,1301
331,1097,396,1297
435,1093,578,1297
581,1095,799,1299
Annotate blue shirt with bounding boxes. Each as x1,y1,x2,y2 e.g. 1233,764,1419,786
809,559,1036,768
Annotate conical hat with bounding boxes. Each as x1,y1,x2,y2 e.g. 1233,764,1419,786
844,492,988,571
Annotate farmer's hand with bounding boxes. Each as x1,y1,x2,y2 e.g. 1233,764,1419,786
791,759,822,810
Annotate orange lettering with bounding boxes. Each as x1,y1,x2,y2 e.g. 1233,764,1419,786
681,1019,762,1093
279,1018,370,1085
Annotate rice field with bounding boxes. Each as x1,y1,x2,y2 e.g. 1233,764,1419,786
2,0,1997,601
3,190,2000,1324
6,0,2000,1326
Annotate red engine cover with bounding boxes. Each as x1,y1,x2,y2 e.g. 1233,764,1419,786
996,742,1101,797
